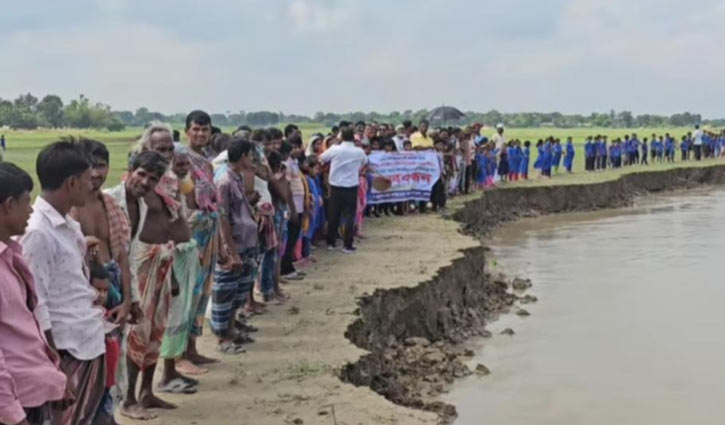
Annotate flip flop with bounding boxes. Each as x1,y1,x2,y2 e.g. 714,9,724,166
157,378,197,394
218,341,246,354
234,333,255,344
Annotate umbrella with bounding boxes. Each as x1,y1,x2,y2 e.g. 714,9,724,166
427,106,466,124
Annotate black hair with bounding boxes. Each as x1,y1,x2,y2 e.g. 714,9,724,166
304,154,319,168
403,140,412,146
172,130,180,142
210,133,233,155
36,141,91,191
211,126,222,135
89,261,110,282
284,124,299,138
524,140,531,147
403,120,412,129
236,125,252,134
354,121,366,127
341,127,355,142
419,119,429,127
288,134,303,148
267,127,284,140
267,151,282,171
279,141,293,156
251,129,269,143
78,138,110,164
331,125,340,134
0,162,34,203
338,121,351,128
228,138,253,163
185,110,212,130
130,151,168,178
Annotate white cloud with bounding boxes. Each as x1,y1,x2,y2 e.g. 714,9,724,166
286,0,357,33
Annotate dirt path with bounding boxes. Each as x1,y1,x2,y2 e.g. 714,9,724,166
125,213,475,425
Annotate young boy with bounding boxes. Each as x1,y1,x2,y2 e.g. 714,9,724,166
584,136,594,171
90,261,122,425
552,139,563,173
475,145,488,189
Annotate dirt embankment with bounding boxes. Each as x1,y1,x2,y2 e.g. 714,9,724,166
340,164,725,424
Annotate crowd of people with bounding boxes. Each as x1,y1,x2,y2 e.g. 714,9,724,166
1,113,722,425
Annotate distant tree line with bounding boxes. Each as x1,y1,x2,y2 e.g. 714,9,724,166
0,93,720,130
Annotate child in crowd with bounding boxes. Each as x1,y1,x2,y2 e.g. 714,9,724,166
656,136,665,162
520,140,531,179
301,156,324,261
584,136,594,171
498,144,509,182
551,139,562,172
475,144,488,189
507,141,520,181
90,261,122,425
665,136,675,163
541,138,553,177
641,138,649,165
534,139,544,172
681,135,689,161
563,137,575,173
403,140,413,151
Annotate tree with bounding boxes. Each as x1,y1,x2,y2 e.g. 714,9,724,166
37,95,65,127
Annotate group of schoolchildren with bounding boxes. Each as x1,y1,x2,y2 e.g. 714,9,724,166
584,129,725,171
473,134,576,189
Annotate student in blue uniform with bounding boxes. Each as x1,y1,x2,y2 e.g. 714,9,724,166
563,137,575,173
611,139,622,168
631,134,640,165
584,136,594,171
599,138,608,170
552,139,563,173
498,144,509,183
475,145,488,189
541,138,553,177
594,136,603,170
533,139,544,171
641,137,649,165
665,136,674,163
650,133,658,162
681,135,689,161
520,140,531,179
656,136,665,162
507,141,520,181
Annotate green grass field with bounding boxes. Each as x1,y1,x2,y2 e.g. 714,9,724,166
0,126,717,196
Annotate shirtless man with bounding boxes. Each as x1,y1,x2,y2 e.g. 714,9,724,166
72,139,139,325
121,124,198,419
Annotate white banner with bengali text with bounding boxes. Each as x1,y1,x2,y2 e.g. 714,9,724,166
367,151,441,204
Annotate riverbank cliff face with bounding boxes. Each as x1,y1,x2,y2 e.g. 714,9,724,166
340,165,725,424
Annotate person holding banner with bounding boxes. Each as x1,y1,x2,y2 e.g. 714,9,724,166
320,127,368,254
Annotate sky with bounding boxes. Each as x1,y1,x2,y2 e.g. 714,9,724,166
2,0,725,117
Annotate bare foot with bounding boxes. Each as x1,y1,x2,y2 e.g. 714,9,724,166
139,393,177,410
176,359,208,375
243,304,266,315
184,352,219,365
120,403,158,420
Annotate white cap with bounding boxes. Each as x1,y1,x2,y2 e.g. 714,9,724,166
496,123,504,130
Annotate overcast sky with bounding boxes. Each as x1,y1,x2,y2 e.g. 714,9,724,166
3,0,725,117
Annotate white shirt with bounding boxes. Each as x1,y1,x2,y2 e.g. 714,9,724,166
20,197,105,360
392,135,406,152
320,141,368,188
693,129,704,146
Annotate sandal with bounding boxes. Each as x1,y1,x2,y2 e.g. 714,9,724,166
234,333,255,344
218,341,246,354
157,378,197,394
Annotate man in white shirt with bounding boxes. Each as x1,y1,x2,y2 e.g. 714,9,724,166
320,126,368,253
492,123,506,159
20,140,106,425
693,124,704,161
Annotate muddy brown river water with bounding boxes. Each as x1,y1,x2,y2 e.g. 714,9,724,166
446,188,725,425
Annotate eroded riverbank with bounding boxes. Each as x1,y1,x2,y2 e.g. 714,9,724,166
340,164,725,424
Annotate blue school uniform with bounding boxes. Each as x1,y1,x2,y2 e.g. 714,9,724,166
541,142,553,175
552,144,563,169
475,152,488,184
507,147,520,175
520,146,530,176
563,141,575,171
534,145,544,169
